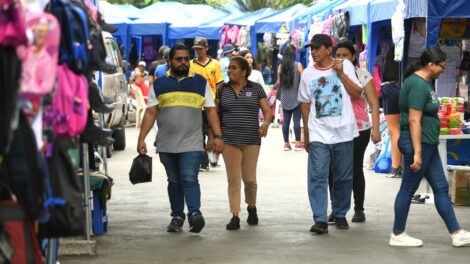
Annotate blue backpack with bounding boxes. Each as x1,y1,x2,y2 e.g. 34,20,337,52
48,0,90,74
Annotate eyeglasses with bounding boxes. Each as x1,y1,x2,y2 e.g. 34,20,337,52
228,65,239,71
173,56,190,62
437,63,446,70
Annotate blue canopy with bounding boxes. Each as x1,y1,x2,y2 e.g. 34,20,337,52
168,6,229,40
192,13,247,40
225,8,276,26
427,0,470,47
128,2,187,20
333,0,370,26
99,1,134,58
254,4,308,34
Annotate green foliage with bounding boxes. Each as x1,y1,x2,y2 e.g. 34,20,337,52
104,0,317,10
235,0,317,11
105,0,228,8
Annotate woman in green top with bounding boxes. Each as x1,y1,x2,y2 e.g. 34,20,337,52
389,48,470,247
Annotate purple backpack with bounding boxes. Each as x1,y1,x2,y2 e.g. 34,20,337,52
50,64,89,137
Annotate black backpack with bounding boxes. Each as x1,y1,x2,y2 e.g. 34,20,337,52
1,112,45,220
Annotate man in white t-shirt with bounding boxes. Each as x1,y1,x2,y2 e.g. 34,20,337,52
298,34,363,234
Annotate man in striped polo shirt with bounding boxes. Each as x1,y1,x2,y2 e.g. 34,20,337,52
137,44,223,233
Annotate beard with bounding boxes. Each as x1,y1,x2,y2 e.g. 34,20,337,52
171,65,189,76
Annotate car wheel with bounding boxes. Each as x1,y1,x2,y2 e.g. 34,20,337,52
113,117,126,150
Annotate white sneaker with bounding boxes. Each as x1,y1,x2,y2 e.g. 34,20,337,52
389,232,423,247
452,229,470,247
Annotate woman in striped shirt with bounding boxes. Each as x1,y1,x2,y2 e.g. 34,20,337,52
214,56,273,230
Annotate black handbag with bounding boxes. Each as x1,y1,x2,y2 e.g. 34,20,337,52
129,154,152,185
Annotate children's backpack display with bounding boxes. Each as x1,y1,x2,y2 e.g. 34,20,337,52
17,13,60,96
49,64,89,138
47,0,90,74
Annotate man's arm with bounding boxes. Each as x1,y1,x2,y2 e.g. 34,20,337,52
363,79,381,143
205,107,223,154
301,103,311,152
137,106,157,155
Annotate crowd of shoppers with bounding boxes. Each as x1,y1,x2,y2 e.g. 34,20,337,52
135,35,470,247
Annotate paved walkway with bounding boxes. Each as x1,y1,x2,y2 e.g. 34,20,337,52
61,127,470,264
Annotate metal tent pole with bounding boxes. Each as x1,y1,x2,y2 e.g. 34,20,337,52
99,113,109,175
82,143,92,240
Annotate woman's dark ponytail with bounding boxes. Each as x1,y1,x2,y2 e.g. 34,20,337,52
404,48,447,79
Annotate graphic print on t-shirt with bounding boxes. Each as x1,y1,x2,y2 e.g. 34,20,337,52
311,75,343,118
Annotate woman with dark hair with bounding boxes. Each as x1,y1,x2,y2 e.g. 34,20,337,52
328,40,381,223
215,56,272,230
277,45,304,151
238,49,265,87
390,48,470,247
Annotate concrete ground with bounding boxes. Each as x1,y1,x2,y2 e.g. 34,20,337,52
61,126,470,264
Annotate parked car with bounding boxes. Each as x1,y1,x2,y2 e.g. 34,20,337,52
99,31,128,156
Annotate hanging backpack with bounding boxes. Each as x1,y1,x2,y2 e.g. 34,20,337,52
40,138,85,237
47,0,90,74
49,64,89,138
1,111,45,221
16,13,60,96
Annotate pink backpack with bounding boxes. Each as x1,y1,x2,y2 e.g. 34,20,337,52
0,0,28,47
17,13,60,96
50,64,89,137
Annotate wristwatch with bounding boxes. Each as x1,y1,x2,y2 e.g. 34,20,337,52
213,133,223,139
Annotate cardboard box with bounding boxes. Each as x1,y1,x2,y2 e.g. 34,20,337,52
450,170,470,205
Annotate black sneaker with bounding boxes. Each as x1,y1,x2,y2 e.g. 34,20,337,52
188,212,205,233
351,210,366,223
310,221,328,234
226,216,240,230
247,206,258,225
167,216,184,232
199,164,209,172
335,217,349,229
328,212,335,225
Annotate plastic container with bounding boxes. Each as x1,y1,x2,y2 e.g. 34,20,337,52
449,128,461,135
92,191,108,235
440,128,449,135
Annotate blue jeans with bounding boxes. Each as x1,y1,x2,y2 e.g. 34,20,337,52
393,137,460,233
282,105,301,142
308,141,354,223
159,151,204,219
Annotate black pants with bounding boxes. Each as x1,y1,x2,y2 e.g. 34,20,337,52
329,129,371,211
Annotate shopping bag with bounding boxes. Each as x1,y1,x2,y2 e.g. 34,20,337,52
374,135,392,173
129,155,152,184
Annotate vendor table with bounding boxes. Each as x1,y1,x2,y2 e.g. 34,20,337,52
422,134,470,203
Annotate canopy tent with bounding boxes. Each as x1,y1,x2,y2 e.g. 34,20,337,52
292,0,349,30
98,1,134,58
191,13,247,40
427,0,470,47
99,1,138,20
225,8,276,26
168,5,229,40
332,0,370,26
253,4,307,34
252,4,307,58
128,2,186,20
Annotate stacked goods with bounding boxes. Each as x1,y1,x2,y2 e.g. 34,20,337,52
439,97,465,135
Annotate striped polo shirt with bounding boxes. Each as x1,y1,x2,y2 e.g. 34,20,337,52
216,81,267,145
151,72,214,153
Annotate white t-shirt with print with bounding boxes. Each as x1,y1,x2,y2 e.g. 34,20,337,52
298,59,360,144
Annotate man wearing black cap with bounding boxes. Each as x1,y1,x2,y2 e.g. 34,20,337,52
298,34,363,234
190,37,224,170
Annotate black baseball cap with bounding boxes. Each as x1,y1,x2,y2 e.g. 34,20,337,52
305,34,333,48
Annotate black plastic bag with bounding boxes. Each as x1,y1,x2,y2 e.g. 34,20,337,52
129,155,152,184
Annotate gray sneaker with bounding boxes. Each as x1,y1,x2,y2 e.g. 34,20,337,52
167,216,184,232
